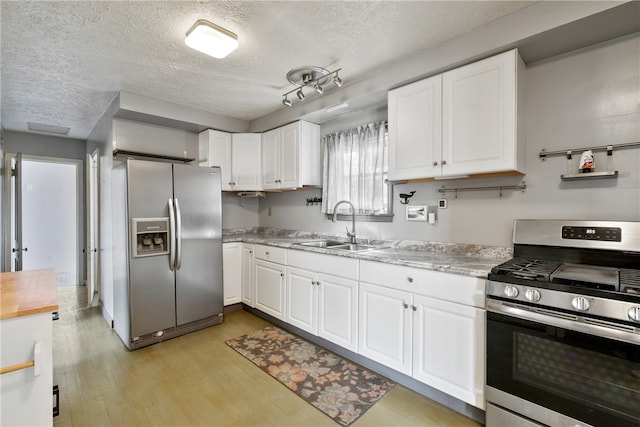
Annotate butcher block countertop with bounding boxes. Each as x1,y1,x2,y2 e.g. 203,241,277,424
0,269,59,320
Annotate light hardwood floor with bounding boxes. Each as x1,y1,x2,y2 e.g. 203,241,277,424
53,286,481,427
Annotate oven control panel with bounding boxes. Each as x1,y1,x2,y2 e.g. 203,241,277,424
562,226,621,242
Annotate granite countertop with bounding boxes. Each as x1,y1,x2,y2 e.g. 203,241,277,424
223,228,512,279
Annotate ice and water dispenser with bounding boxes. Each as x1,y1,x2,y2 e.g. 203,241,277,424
131,218,169,257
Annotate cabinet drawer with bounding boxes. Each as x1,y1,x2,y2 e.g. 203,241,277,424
287,249,358,280
359,260,485,307
254,244,287,264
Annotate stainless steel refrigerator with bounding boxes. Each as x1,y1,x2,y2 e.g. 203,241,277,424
112,159,223,350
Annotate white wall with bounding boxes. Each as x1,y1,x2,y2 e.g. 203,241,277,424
257,34,640,247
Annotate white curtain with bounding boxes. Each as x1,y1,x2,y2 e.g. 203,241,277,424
321,121,388,215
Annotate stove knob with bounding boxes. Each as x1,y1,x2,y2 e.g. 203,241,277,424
525,289,541,302
571,296,590,312
504,285,519,298
629,306,640,322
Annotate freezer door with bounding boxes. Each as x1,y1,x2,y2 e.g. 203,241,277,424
126,160,177,337
173,164,223,325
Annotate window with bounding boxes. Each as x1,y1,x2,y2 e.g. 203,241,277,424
321,121,393,221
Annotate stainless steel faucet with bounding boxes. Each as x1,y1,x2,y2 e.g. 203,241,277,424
331,200,357,244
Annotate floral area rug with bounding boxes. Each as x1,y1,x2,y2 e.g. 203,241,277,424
225,326,393,426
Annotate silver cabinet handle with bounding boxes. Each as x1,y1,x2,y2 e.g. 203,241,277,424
174,198,182,270
412,305,417,311
442,160,447,165
168,198,176,271
402,302,409,309
407,277,414,283
433,161,438,166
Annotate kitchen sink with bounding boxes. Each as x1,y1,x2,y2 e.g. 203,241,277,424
296,240,388,252
332,243,388,252
297,240,349,248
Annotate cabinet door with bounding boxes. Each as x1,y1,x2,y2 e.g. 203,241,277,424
279,122,300,189
222,243,242,305
254,259,286,320
241,244,254,307
442,49,517,176
318,273,358,352
261,128,280,189
413,295,485,409
232,133,262,190
388,75,442,180
286,267,317,334
358,282,412,374
1,313,53,427
199,129,233,190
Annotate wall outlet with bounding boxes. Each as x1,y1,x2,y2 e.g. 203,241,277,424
427,205,438,220
438,199,447,209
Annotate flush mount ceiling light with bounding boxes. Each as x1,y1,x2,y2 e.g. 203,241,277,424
282,66,343,107
185,19,238,59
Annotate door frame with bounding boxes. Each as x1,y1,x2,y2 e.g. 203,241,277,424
86,149,100,304
2,153,84,282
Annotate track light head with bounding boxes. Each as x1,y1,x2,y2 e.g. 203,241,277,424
282,96,292,107
332,74,343,87
296,88,305,100
313,83,324,94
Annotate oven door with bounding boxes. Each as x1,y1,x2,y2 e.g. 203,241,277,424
486,300,640,427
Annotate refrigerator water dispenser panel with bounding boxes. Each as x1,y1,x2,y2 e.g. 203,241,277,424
132,218,169,257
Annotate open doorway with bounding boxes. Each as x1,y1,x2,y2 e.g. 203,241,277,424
3,154,82,288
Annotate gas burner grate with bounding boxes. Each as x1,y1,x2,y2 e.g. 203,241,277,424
491,258,561,281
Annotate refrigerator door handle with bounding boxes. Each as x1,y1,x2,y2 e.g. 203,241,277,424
168,197,176,271
175,198,183,270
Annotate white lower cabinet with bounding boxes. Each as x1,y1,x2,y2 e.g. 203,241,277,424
254,245,287,320
240,244,255,307
235,243,486,409
286,250,359,352
412,295,485,409
358,282,412,374
359,260,486,409
222,243,242,306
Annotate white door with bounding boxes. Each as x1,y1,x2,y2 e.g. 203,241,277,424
11,155,81,287
222,242,242,305
442,49,517,176
279,122,299,189
254,259,285,320
286,267,317,334
241,244,254,306
358,282,413,374
86,150,100,305
261,129,279,189
231,134,262,190
388,74,443,180
413,295,486,408
317,273,358,351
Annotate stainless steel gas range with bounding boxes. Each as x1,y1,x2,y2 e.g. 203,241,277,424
485,220,640,427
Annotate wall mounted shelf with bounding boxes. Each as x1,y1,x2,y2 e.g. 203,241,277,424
539,141,639,182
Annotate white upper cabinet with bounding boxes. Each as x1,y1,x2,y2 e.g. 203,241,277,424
388,49,525,181
388,74,442,181
199,130,262,191
262,121,321,190
442,49,524,177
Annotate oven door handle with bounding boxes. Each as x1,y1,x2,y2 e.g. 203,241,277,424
487,299,640,345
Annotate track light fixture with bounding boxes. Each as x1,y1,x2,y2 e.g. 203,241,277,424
281,66,343,107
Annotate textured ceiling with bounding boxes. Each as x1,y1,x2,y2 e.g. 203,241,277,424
1,1,536,139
